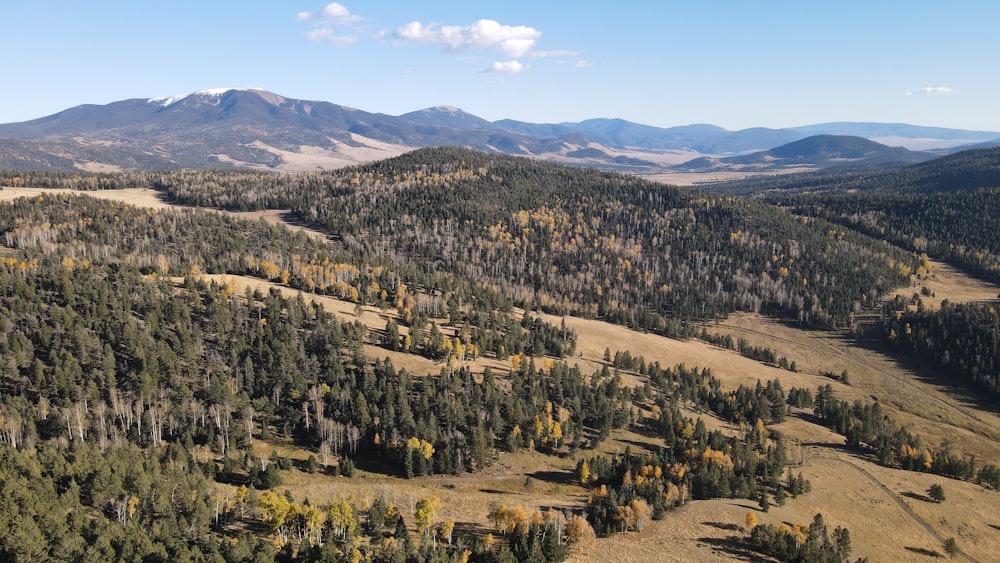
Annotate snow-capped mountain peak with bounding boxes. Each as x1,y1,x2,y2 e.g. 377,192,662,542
148,88,271,108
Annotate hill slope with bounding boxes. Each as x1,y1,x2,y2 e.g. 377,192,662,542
146,147,918,332
702,146,1000,196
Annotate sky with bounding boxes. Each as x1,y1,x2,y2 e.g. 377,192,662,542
3,1,1000,132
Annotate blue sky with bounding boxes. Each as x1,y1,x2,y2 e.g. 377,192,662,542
3,1,999,131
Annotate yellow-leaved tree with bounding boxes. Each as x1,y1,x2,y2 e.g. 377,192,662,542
259,490,292,544
414,496,440,537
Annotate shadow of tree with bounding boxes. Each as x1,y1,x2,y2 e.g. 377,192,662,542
905,545,942,558
703,521,743,532
529,470,575,486
453,521,496,543
902,491,931,503
478,488,521,495
696,535,758,561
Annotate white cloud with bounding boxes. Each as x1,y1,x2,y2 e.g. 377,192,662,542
907,86,955,95
573,60,593,68
394,19,541,58
484,60,527,74
298,3,363,45
298,3,362,25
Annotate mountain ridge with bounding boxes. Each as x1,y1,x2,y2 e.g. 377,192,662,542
0,88,995,172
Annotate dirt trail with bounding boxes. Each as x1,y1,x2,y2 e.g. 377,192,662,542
818,452,976,562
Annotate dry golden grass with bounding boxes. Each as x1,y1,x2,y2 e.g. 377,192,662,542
715,311,1000,457
892,259,1000,309
642,167,818,187
242,435,585,544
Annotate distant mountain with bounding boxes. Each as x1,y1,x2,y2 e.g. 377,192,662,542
0,89,560,171
695,127,804,154
0,137,81,170
492,119,580,139
519,119,802,154
789,122,1000,142
399,106,493,130
676,135,933,171
566,119,725,150
0,88,996,172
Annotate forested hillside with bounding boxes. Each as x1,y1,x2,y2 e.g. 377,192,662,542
773,188,1000,284
127,147,913,332
701,146,1000,197
0,194,585,560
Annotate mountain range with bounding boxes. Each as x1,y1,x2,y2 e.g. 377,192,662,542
0,87,997,173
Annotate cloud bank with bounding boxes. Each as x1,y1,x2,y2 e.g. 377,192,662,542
394,19,542,58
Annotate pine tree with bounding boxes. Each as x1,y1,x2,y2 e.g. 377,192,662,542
943,537,959,559
758,489,770,512
928,483,946,503
577,458,591,485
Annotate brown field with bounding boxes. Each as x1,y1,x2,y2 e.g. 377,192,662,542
8,186,1000,561
642,167,818,187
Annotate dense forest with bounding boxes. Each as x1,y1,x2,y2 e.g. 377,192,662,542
4,148,915,333
772,188,1000,284
0,193,591,560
